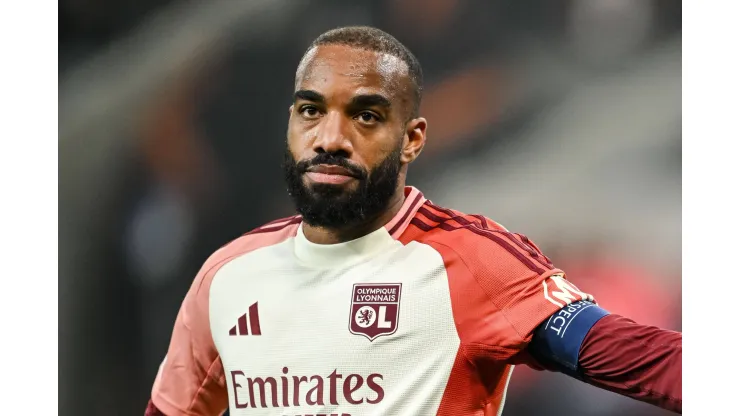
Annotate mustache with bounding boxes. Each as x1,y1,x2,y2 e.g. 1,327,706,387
295,153,367,179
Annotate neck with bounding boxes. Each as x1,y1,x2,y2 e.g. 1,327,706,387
301,185,407,245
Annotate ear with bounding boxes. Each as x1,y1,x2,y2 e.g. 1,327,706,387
401,117,427,164
288,104,294,115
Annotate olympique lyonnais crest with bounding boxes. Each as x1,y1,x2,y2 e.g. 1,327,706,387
349,283,402,341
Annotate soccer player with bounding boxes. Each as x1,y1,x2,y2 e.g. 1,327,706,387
146,26,681,416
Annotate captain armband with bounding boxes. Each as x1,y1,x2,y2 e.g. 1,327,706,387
529,300,610,377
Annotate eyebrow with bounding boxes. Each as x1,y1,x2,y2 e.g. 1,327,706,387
348,94,392,109
293,90,392,110
294,89,326,104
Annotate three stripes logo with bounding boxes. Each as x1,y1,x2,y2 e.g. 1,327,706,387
228,302,262,336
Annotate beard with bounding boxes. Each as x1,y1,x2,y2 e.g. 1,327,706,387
282,144,402,229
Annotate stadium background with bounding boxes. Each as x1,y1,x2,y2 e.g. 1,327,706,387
59,1,681,415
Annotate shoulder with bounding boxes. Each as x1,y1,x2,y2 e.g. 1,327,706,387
401,201,553,275
400,202,572,353
209,215,302,268
197,215,302,287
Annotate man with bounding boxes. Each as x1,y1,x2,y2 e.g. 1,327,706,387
146,26,681,416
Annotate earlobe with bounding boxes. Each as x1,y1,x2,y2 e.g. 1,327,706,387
400,146,414,164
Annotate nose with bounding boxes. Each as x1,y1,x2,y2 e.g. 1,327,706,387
312,111,353,156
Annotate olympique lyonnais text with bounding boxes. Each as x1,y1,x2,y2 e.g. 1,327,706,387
354,287,398,302
230,367,384,411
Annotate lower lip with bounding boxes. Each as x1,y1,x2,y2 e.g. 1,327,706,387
305,172,355,185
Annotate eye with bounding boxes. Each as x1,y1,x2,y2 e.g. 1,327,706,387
355,111,380,125
299,105,321,119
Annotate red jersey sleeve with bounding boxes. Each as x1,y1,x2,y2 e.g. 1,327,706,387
150,251,230,416
412,208,593,361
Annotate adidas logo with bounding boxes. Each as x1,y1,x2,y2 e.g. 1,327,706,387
228,302,262,336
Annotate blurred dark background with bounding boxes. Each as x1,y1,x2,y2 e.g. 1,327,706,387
59,1,681,415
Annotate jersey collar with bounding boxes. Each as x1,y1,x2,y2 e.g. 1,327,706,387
384,186,427,239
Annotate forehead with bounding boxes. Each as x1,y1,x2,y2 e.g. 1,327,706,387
295,44,411,103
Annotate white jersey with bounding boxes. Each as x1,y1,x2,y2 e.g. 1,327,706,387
151,187,588,416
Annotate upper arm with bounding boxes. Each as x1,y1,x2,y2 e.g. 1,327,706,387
151,258,229,416
426,227,594,360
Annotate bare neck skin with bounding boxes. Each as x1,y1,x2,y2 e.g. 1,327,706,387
301,182,407,245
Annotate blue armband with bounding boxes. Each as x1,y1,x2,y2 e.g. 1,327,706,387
529,300,610,376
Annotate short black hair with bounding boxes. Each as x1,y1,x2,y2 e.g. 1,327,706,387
299,26,423,118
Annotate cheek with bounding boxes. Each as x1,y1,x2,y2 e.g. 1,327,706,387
287,118,309,146
287,120,322,164
357,134,398,167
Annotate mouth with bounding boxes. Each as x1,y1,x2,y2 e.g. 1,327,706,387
304,164,358,185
